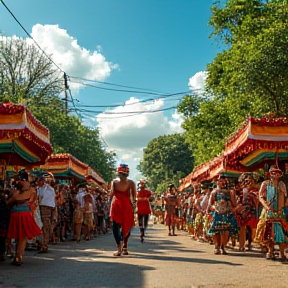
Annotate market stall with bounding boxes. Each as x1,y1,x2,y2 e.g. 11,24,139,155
40,153,88,184
0,102,52,180
86,166,105,186
224,115,288,171
85,166,107,193
179,115,288,186
179,153,247,189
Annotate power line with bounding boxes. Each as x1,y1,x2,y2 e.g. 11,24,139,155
69,106,177,116
0,0,195,122
69,92,190,108
68,88,82,119
68,75,168,95
69,79,173,95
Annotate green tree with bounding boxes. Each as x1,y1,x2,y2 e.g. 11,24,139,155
138,134,194,193
207,0,288,116
0,36,62,102
178,0,288,168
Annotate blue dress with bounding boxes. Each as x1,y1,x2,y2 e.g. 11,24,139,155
208,189,239,236
264,184,288,243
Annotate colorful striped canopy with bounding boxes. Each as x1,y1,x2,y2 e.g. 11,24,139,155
179,115,288,185
40,153,88,181
0,102,52,166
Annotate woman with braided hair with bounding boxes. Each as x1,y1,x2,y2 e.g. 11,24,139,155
110,164,136,256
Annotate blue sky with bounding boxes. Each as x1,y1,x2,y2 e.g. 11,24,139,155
1,0,222,180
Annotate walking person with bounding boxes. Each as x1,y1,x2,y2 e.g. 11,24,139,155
164,184,180,236
37,176,55,253
110,164,136,256
6,173,41,266
137,179,153,243
206,175,239,255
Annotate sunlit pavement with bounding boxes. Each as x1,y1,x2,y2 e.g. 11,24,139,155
1,224,288,288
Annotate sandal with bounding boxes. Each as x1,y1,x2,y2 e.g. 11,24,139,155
214,248,221,255
221,245,228,255
11,256,23,266
122,247,129,255
113,251,122,257
266,252,275,260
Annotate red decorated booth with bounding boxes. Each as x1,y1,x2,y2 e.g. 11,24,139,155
0,102,52,178
40,153,88,184
179,115,288,187
86,166,105,185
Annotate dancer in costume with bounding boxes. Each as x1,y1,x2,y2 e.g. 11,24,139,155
137,179,153,243
237,173,259,251
192,186,204,241
254,165,288,261
207,175,239,255
7,173,42,266
164,184,180,236
110,164,136,256
200,182,213,244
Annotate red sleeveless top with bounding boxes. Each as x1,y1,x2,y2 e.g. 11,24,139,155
137,189,152,215
110,185,134,238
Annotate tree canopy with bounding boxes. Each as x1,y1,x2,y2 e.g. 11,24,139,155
138,133,194,192
178,0,288,166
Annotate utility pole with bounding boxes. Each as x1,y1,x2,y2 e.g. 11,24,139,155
64,72,69,115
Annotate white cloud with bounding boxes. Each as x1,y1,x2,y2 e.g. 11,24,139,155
90,97,184,180
96,97,183,150
188,71,207,93
28,24,118,88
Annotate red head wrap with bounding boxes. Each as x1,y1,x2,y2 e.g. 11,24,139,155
117,164,129,175
269,165,283,177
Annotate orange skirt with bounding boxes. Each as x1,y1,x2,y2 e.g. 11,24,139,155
7,211,42,240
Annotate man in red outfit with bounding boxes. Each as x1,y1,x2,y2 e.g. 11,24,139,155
137,180,153,243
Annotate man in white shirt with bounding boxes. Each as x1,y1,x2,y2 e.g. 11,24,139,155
37,176,55,253
76,187,87,207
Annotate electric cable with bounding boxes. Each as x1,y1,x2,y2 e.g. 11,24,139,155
68,75,168,95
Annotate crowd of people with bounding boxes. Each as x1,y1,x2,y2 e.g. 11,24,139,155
0,169,112,266
156,165,288,261
1,162,288,267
